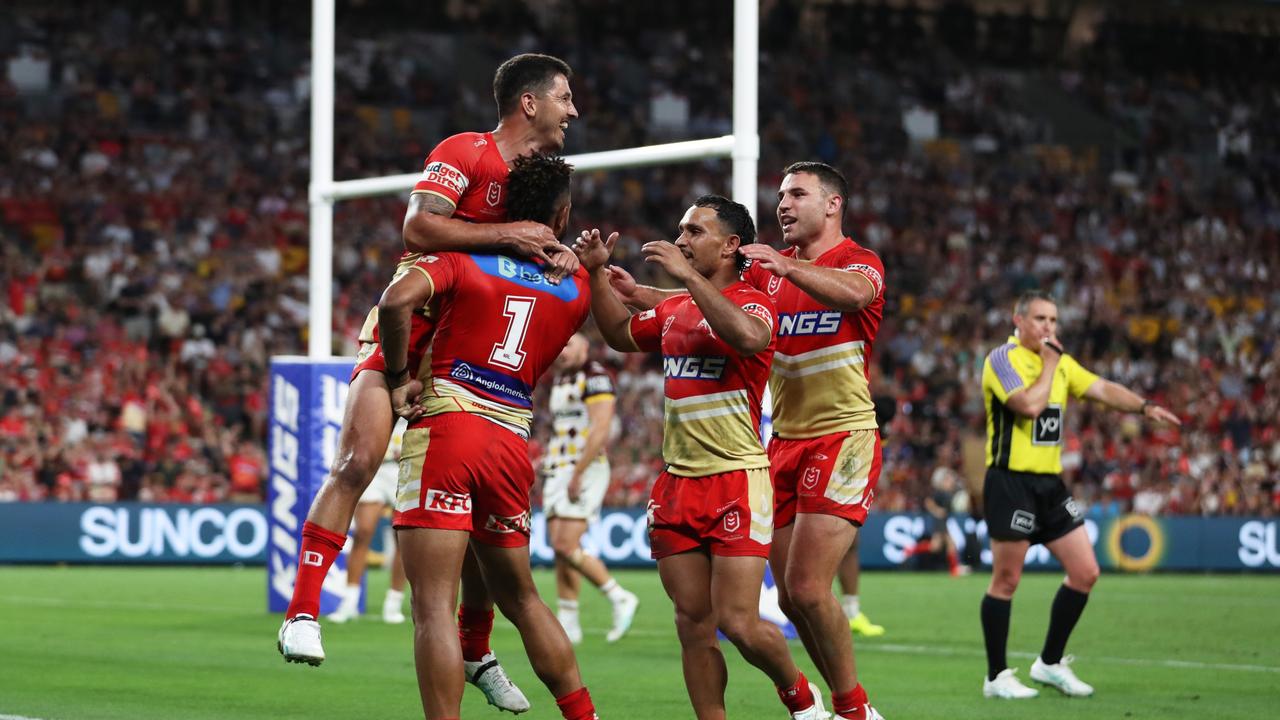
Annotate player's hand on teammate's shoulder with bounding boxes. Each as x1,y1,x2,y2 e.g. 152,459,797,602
498,220,560,266
572,228,618,272
641,240,695,281
543,243,580,284
738,243,794,277
390,379,425,421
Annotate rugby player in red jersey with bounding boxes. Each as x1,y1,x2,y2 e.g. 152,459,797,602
378,153,598,720
279,54,578,713
577,196,826,720
605,164,886,719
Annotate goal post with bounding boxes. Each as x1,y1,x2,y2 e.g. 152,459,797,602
307,0,758,357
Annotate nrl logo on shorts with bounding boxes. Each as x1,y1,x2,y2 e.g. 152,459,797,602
1010,509,1036,534
662,316,676,337
485,511,531,534
1063,498,1083,520
802,467,821,490
767,276,783,295
646,499,659,530
723,510,741,533
486,181,502,207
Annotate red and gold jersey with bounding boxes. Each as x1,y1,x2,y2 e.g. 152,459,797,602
544,361,615,472
358,132,510,346
744,238,884,439
412,131,510,224
407,253,591,438
628,282,775,477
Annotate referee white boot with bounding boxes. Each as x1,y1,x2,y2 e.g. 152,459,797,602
1031,655,1094,697
465,652,532,714
278,614,325,666
983,668,1038,699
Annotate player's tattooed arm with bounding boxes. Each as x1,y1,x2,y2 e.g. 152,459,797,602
402,192,563,274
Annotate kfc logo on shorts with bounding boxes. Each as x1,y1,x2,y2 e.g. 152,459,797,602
425,490,472,514
486,181,502,207
419,161,470,196
767,275,783,296
801,467,821,491
485,511,531,535
1010,510,1036,534
723,510,741,534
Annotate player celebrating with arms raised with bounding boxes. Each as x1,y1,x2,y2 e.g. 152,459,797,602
380,153,599,720
577,196,827,720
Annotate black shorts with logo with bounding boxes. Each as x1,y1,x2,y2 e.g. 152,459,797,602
983,467,1083,545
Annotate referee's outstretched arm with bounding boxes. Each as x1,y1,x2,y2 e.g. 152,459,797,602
1081,378,1182,426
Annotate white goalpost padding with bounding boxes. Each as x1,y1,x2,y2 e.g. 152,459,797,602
307,0,758,357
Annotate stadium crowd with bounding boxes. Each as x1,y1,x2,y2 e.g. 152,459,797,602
1,0,1277,518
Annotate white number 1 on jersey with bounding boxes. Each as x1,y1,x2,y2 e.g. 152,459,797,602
490,295,536,371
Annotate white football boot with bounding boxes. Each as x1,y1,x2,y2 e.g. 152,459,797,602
278,614,325,666
789,682,831,719
1031,655,1094,697
465,652,532,714
606,590,639,643
983,668,1039,698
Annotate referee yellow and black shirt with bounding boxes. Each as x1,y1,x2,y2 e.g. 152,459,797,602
982,336,1100,475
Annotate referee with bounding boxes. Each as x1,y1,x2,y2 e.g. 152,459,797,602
978,291,1179,700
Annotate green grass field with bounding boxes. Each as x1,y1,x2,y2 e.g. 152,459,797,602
0,566,1276,719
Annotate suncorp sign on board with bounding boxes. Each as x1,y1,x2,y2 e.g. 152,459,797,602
78,505,268,560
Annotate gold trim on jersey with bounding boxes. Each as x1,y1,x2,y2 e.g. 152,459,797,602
409,188,459,208
772,340,866,377
584,393,615,405
419,376,530,438
662,389,768,476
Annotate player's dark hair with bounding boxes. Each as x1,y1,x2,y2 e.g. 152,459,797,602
692,194,756,272
783,161,849,200
1014,289,1057,316
506,153,573,225
493,53,573,117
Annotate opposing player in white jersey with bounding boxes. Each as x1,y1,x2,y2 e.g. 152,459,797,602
542,333,639,644
328,419,409,625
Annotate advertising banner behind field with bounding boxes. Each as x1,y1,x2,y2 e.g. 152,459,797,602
4,504,1280,573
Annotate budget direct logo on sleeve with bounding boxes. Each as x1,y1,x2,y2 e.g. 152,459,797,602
420,161,470,195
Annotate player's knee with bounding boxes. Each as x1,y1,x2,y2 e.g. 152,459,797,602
551,538,581,561
351,524,376,547
989,568,1022,597
781,573,831,618
330,452,380,492
1069,563,1100,592
672,609,715,646
715,612,756,646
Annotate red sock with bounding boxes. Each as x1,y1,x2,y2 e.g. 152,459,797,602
458,606,494,662
285,521,347,619
555,687,597,720
777,671,816,714
833,683,870,719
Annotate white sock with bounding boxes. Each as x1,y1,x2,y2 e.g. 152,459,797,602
599,578,628,603
339,584,361,612
842,594,860,619
557,598,580,621
383,588,404,609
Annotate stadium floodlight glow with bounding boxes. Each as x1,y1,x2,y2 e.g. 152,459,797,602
307,0,758,357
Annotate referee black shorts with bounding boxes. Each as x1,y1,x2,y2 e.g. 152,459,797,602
983,467,1084,545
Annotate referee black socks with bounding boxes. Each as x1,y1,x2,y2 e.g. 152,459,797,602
1041,584,1090,665
980,594,1012,681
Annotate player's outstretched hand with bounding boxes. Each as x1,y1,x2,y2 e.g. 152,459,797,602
543,243,579,284
499,221,560,267
605,265,639,303
738,243,794,277
390,379,425,421
573,229,618,272
1144,403,1182,427
641,241,695,282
